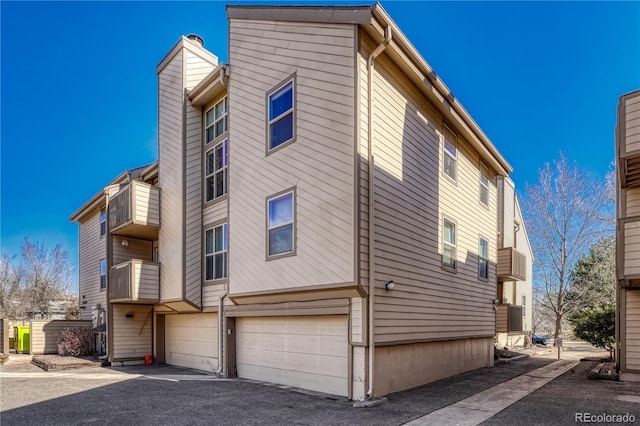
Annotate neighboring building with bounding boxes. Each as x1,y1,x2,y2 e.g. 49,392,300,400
615,88,640,382
69,4,532,399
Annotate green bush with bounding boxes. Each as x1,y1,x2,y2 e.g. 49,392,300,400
569,304,615,358
58,327,95,357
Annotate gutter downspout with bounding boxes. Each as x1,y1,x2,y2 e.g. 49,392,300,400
366,25,391,399
216,292,227,375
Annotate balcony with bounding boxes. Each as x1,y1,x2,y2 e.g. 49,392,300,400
496,304,524,333
109,181,160,240
109,259,160,304
497,247,527,282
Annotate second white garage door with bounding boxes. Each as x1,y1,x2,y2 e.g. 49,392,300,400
165,313,218,372
236,315,348,396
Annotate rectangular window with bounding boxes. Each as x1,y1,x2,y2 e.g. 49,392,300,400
267,190,295,257
100,208,106,236
443,219,456,270
100,258,107,289
479,238,489,279
205,97,228,143
443,131,457,181
522,295,527,316
205,139,228,202
267,79,295,151
479,166,489,206
205,223,228,281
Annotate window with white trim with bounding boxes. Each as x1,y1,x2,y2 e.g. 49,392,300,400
479,238,489,279
267,191,295,257
100,258,107,289
205,223,228,280
100,208,106,236
479,166,489,206
205,97,228,143
267,79,295,150
443,132,457,181
205,139,228,202
522,295,527,317
443,219,456,270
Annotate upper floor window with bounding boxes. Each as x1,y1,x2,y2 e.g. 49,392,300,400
479,238,489,279
100,208,106,236
100,258,107,289
205,223,228,280
206,97,228,143
267,190,295,257
443,218,456,271
205,139,228,202
479,166,489,206
443,133,457,181
267,78,295,151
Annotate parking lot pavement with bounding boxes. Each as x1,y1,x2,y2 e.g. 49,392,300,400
1,357,557,426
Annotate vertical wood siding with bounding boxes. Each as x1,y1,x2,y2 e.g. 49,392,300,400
360,35,498,344
158,51,185,301
626,188,640,217
626,290,640,371
625,96,640,153
29,320,93,354
112,305,152,359
78,208,107,320
228,19,356,295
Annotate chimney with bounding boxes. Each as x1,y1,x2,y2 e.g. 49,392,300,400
186,33,204,47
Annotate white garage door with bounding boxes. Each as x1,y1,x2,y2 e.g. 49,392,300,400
236,315,348,396
627,291,640,371
165,313,218,372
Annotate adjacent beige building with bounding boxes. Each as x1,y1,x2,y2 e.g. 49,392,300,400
70,3,532,399
616,88,640,381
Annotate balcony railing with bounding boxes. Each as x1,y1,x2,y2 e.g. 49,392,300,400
109,181,160,240
496,304,524,333
497,247,527,282
109,259,160,304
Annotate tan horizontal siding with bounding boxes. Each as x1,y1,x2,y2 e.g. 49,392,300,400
133,182,160,226
626,291,640,370
228,19,356,295
360,34,497,344
112,236,153,265
78,208,107,319
30,320,93,355
112,305,152,359
624,222,640,275
203,201,228,225
626,188,640,217
158,51,185,301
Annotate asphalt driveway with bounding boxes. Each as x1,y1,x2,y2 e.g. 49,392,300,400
1,353,638,426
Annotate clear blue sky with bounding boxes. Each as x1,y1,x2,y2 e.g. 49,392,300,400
2,1,639,278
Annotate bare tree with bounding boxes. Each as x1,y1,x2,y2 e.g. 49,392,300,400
19,238,75,319
0,251,26,319
522,153,613,340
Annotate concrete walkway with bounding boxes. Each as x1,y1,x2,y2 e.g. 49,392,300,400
404,359,579,426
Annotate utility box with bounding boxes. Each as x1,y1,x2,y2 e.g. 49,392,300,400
14,326,30,353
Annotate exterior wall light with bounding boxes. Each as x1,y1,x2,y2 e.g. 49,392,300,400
122,239,129,246
385,280,395,290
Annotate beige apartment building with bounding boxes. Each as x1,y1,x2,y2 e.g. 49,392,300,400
69,3,532,399
616,88,640,381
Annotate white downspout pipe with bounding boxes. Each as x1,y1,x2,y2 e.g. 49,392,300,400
366,25,391,399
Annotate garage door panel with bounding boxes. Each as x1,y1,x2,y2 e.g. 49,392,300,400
165,313,218,372
236,316,347,336
239,364,348,396
236,315,348,396
236,332,348,357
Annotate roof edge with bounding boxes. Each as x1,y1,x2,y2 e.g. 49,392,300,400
227,4,375,25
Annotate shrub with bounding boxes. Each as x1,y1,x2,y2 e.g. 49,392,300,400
58,327,95,357
569,304,615,358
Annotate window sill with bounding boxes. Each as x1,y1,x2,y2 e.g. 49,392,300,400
441,264,457,274
204,193,229,209
266,250,296,262
203,278,228,287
